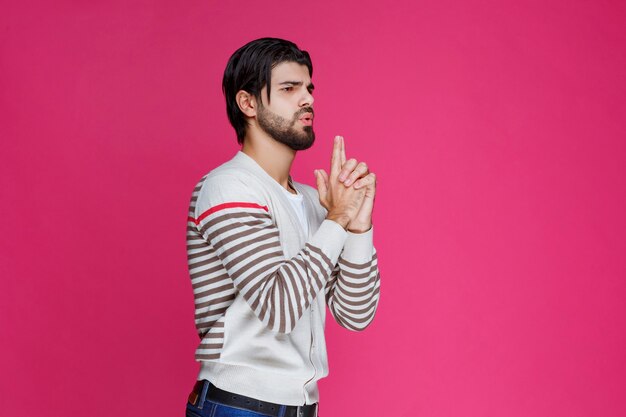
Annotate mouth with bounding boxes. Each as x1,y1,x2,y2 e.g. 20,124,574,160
299,113,314,126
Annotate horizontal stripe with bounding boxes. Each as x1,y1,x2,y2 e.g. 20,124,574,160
191,273,230,290
198,343,223,350
192,202,269,225
202,332,224,339
338,253,378,269
195,353,221,360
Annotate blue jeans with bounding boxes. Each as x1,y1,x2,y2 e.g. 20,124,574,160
185,381,303,417
186,398,277,417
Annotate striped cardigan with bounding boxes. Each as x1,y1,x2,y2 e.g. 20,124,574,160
186,151,380,405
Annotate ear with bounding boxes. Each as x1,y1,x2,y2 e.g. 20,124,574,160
236,90,257,118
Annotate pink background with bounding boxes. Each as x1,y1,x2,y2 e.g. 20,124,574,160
2,1,625,416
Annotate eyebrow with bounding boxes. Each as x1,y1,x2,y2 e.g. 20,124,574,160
278,81,315,91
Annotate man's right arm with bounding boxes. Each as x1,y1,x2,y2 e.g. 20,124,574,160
191,174,347,334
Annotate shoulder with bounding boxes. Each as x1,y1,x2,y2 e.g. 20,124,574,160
194,170,267,218
195,154,264,198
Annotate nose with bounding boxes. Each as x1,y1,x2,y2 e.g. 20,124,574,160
299,88,314,108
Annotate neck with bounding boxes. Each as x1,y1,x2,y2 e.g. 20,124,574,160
241,131,297,193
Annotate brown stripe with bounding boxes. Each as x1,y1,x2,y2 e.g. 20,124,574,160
187,248,214,261
246,261,282,312
195,305,229,320
204,218,268,240
333,299,378,316
189,262,225,276
201,211,271,235
190,263,227,280
339,253,378,269
219,229,280,258
336,304,378,327
283,264,303,320
289,259,311,309
332,288,374,307
306,244,333,270
282,267,297,327
187,242,209,250
195,292,235,309
191,273,229,290
279,278,287,333
234,255,283,289
339,268,375,279
202,332,224,339
194,283,234,299
196,353,221,360
188,255,220,270
209,224,271,251
198,343,223,350
334,283,379,299
224,239,282,270
303,249,326,290
265,280,280,331
336,273,376,289
197,320,219,331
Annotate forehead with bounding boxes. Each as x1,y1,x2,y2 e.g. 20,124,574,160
270,61,311,85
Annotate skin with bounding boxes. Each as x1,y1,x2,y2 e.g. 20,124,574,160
236,61,377,233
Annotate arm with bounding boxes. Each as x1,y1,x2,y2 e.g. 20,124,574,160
193,174,347,334
325,227,381,331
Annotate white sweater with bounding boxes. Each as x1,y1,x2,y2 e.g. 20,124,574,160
186,151,381,405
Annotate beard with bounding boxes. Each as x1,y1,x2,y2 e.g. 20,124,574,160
256,103,315,151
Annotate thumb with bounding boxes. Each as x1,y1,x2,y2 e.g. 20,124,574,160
314,170,328,203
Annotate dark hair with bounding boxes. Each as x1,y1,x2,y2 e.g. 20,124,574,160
222,37,313,144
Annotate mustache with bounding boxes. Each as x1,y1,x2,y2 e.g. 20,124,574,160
295,108,314,118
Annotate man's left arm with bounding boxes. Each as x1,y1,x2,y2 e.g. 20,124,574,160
316,136,380,330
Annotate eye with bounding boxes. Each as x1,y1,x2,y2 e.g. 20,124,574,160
282,86,293,92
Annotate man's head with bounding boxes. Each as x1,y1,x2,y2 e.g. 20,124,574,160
222,38,315,150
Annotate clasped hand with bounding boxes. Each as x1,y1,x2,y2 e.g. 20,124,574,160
315,136,377,233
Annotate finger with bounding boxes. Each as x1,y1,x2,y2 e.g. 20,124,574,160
344,162,369,186
314,170,329,205
330,136,342,180
338,158,358,182
318,169,329,186
353,172,376,190
340,136,346,166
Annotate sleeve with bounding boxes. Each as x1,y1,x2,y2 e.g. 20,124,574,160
192,174,348,334
325,226,381,331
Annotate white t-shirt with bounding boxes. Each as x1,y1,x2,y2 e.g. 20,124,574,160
281,185,309,237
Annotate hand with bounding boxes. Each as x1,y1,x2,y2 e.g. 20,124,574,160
315,136,366,230
316,136,377,233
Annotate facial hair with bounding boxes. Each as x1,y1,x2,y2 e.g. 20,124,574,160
256,103,315,151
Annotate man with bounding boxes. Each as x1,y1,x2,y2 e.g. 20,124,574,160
185,37,380,417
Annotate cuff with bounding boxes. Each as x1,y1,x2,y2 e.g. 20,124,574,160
309,219,349,265
341,225,374,264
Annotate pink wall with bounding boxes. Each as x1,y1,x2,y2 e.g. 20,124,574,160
2,1,625,416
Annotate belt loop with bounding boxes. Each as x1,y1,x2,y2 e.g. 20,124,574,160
197,380,209,409
278,404,286,417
